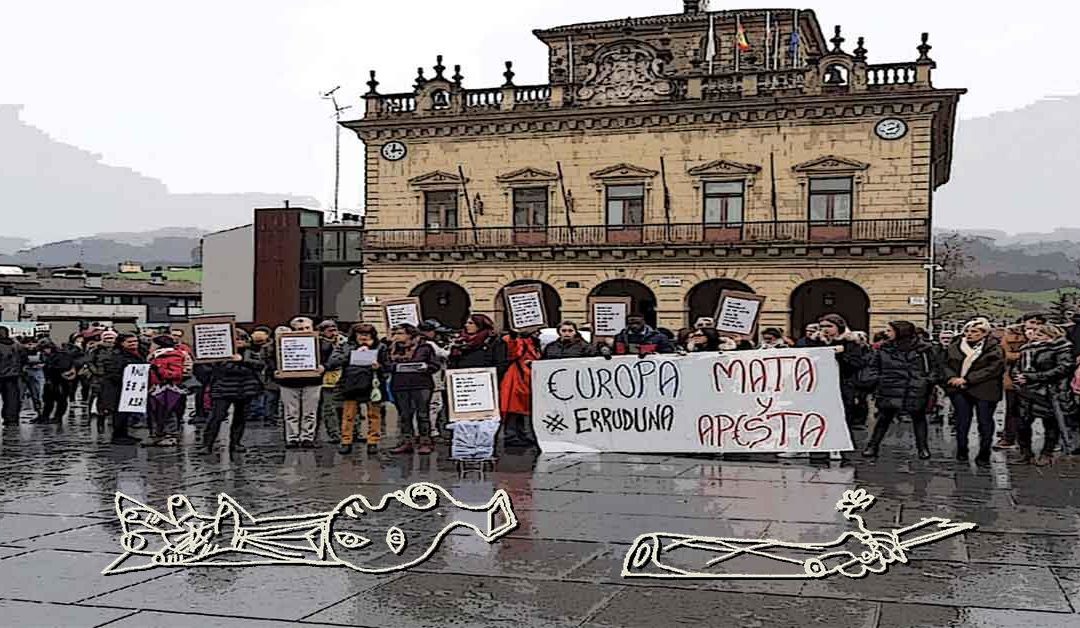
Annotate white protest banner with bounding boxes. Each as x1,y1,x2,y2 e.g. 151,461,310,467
714,290,766,338
118,364,150,415
383,298,422,330
503,284,546,332
277,332,321,378
532,347,853,454
446,367,500,422
191,315,236,363
589,296,631,338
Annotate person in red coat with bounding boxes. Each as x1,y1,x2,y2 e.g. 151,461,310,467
500,330,540,448
147,335,186,447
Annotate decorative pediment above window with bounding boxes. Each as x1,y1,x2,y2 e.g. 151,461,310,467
792,155,870,174
590,163,659,180
408,170,466,189
687,160,762,177
495,167,558,184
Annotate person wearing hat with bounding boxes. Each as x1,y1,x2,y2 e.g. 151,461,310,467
86,329,118,429
317,320,346,445
146,334,186,447
418,319,453,440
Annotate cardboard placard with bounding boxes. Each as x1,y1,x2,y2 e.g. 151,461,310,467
276,331,322,379
589,296,632,339
118,364,150,415
446,367,501,422
383,297,422,330
714,290,766,338
503,284,546,332
190,315,236,363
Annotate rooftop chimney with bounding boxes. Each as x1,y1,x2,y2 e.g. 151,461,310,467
683,0,704,14
149,271,165,286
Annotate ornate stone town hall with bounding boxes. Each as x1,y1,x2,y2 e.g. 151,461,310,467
344,1,963,335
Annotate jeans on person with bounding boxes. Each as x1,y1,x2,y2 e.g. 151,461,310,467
321,388,342,443
113,411,139,439
22,369,44,412
281,385,320,444
43,379,72,420
1,377,21,423
393,389,432,439
1003,390,1020,442
205,398,250,450
950,392,997,455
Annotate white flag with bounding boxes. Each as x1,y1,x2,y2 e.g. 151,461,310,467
706,13,717,74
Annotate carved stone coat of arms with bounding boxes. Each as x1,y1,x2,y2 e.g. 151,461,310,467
576,40,674,106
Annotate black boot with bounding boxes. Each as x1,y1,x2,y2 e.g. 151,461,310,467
913,416,931,460
862,415,892,458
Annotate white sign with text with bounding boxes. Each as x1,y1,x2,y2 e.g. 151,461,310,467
118,364,151,415
532,348,853,454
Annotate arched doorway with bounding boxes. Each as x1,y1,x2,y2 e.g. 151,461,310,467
409,281,471,330
789,279,870,338
590,279,658,328
494,280,562,331
685,279,754,327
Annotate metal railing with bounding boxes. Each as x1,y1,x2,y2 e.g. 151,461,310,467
362,218,929,251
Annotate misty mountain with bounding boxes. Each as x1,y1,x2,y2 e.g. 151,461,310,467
937,228,1080,291
935,95,1080,233
0,104,318,243
0,237,30,256
0,233,202,270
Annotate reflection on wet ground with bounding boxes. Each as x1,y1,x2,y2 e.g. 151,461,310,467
1,407,1078,627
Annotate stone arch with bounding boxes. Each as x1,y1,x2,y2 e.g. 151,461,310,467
590,279,658,328
685,279,755,328
494,280,562,332
789,278,870,338
409,280,471,330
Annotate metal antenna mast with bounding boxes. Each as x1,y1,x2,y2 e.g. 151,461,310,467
321,86,352,222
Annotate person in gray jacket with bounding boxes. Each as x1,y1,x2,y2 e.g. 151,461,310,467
0,326,25,424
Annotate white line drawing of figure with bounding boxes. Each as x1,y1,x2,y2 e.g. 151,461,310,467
621,488,976,580
102,482,518,575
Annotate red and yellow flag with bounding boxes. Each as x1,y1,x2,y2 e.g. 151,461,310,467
736,17,751,52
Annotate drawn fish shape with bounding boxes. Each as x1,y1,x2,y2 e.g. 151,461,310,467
326,482,518,573
103,483,518,576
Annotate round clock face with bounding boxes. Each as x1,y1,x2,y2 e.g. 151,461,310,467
875,118,908,140
381,141,407,161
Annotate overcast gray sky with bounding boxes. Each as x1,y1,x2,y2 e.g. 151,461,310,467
2,0,1078,240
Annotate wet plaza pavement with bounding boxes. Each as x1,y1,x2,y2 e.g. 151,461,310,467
2,406,1079,627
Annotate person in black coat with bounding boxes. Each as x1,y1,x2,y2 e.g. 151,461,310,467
942,317,1006,465
542,321,594,360
448,314,507,378
203,329,265,454
101,334,146,444
36,340,78,423
0,326,24,425
612,314,674,356
817,314,869,430
861,320,942,460
1013,325,1076,465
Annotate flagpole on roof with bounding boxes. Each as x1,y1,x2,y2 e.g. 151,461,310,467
765,11,771,72
735,14,740,73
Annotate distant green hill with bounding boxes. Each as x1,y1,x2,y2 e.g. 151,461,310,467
110,268,202,283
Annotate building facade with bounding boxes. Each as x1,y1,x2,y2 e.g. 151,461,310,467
346,3,962,335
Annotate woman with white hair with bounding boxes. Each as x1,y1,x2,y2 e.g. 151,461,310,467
942,317,1005,466
1012,323,1076,466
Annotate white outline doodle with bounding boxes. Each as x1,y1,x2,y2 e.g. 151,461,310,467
621,488,976,580
102,482,518,575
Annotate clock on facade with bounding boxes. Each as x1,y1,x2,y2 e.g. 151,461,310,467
874,118,908,140
380,140,407,161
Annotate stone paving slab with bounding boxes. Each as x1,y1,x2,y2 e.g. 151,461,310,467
877,603,1080,627
304,572,619,628
0,600,135,627
966,531,1080,568
0,549,166,603
0,512,107,544
581,588,880,628
1053,567,1080,611
94,610,352,628
85,566,388,621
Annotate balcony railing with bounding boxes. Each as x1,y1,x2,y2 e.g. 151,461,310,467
362,219,928,252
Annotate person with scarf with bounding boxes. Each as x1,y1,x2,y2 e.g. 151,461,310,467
942,317,1005,465
686,328,722,352
500,328,541,448
448,314,507,376
860,320,942,459
995,323,1027,449
386,324,438,455
542,321,593,359
818,314,869,431
101,333,146,445
611,314,674,356
759,327,789,350
326,323,386,455
145,335,186,447
1012,323,1076,466
203,329,265,454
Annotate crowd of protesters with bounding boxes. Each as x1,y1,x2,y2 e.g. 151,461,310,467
2,307,1078,466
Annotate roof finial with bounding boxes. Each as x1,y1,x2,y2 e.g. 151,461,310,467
414,67,427,90
502,61,516,87
916,32,933,62
853,37,867,62
830,25,845,54
452,64,463,87
433,54,446,80
364,70,380,96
